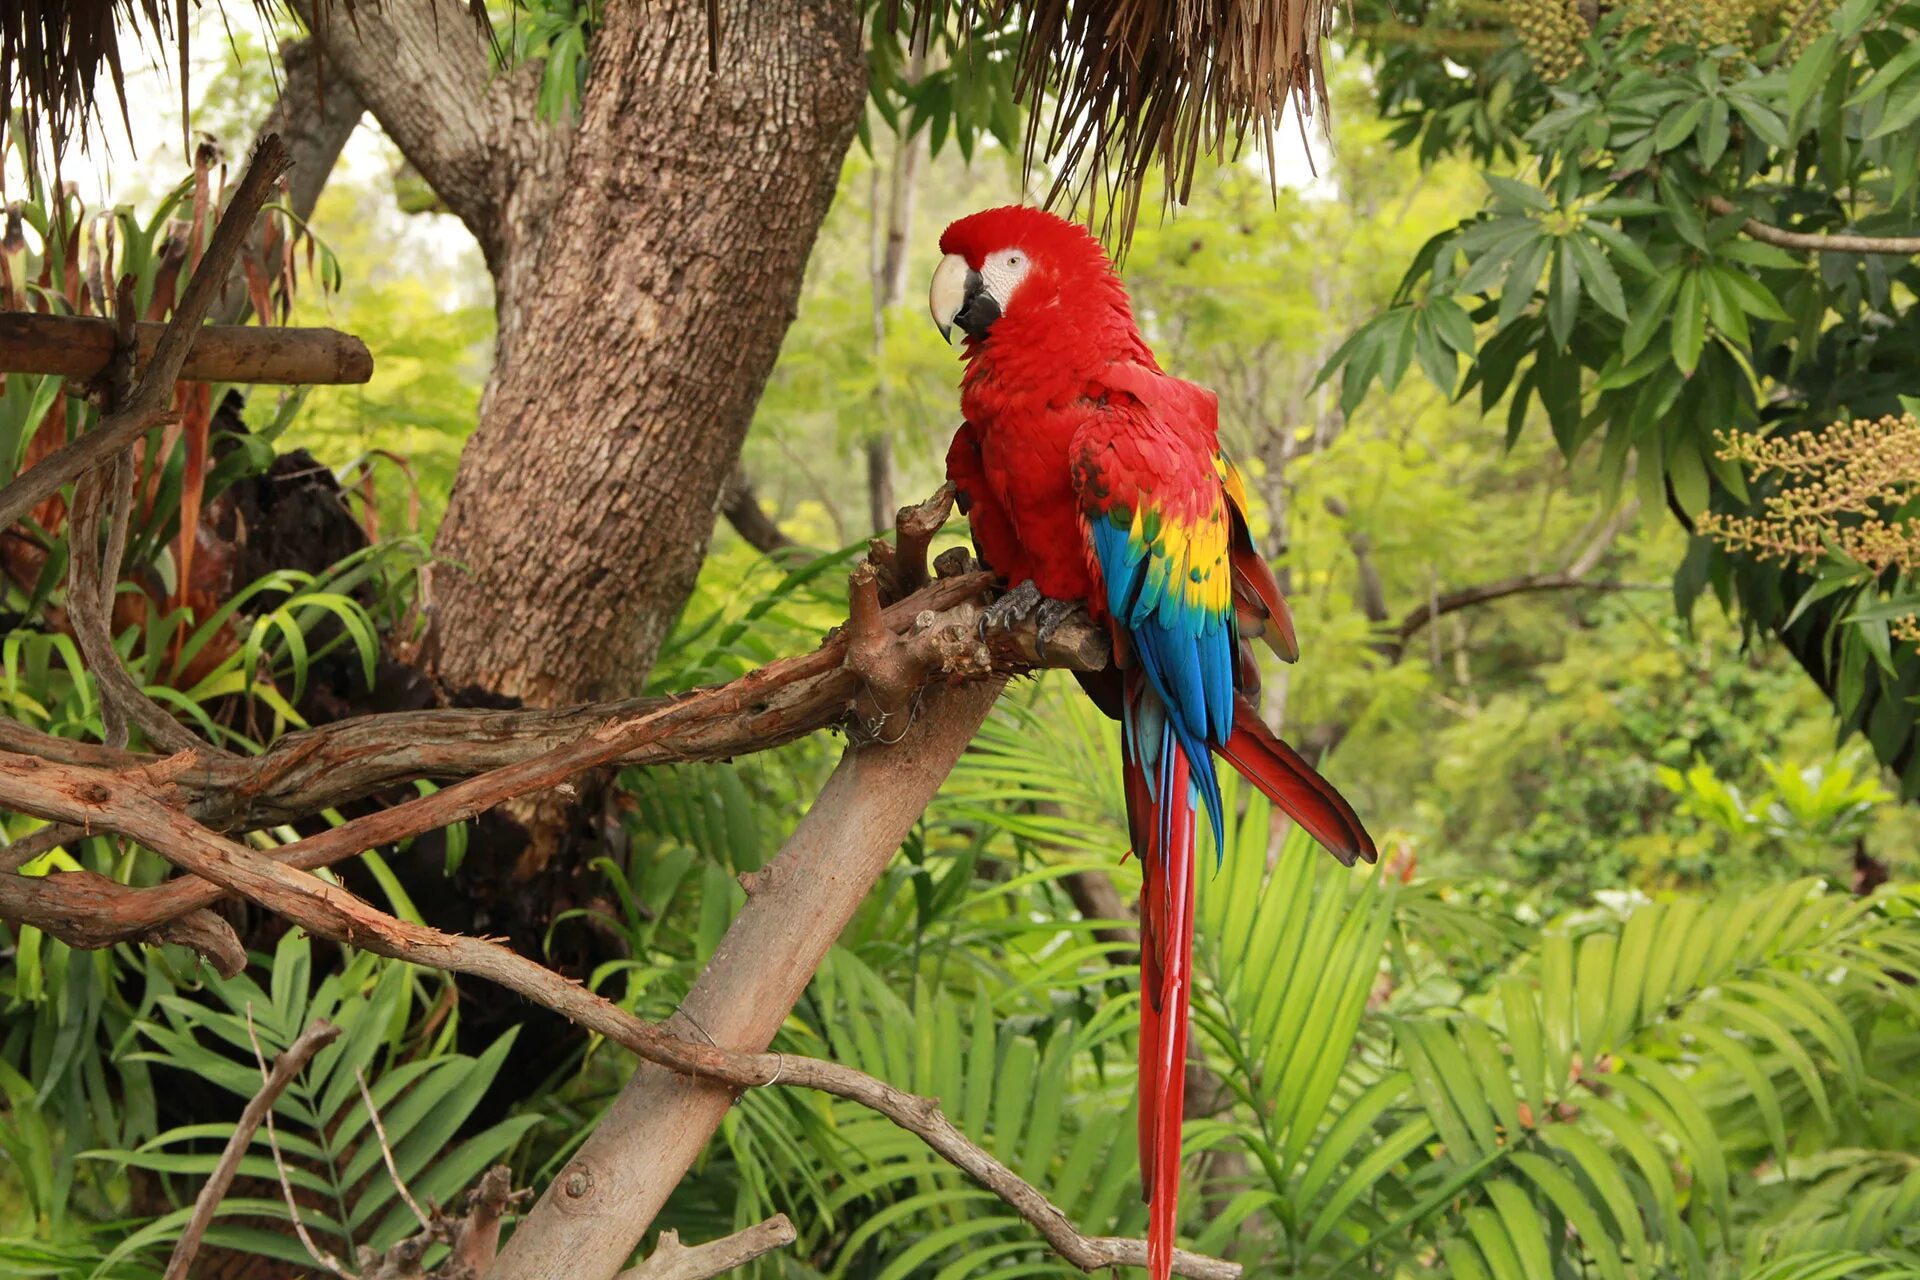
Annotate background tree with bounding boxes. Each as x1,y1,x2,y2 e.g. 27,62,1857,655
1328,0,1920,789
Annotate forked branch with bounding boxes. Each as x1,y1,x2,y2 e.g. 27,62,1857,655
615,1217,798,1280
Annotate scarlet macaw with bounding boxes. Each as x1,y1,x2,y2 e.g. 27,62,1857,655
927,206,1377,1279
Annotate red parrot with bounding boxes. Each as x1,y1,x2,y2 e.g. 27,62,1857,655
927,206,1377,1279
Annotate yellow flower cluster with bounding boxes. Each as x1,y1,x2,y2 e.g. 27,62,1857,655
1619,0,1771,51
1509,0,1588,81
1702,413,1920,643
1701,413,1920,568
1699,413,1920,573
1511,0,1837,69
1781,0,1842,54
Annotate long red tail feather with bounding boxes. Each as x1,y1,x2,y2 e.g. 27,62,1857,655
1124,687,1199,1280
1219,699,1377,866
1125,693,1372,1280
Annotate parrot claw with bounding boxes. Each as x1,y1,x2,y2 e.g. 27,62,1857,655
1034,597,1078,651
980,579,1045,637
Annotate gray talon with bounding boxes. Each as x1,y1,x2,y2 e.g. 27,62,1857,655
982,579,1044,632
1034,598,1077,650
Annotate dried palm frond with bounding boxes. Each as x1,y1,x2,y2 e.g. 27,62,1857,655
13,0,1334,245
1,0,282,176
0,0,486,177
899,0,1339,243
3,0,153,171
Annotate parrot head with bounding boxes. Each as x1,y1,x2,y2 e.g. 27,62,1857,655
928,206,1127,347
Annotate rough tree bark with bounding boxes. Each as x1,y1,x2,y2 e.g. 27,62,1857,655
299,0,866,708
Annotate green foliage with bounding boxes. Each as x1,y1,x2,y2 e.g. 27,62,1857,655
274,182,492,538
492,0,602,120
1,933,527,1277
784,675,1920,1277
1330,0,1920,790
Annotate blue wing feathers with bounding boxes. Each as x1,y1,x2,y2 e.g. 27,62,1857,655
1090,515,1229,857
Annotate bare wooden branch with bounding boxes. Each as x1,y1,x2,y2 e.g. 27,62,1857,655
352,1164,527,1280
0,315,373,385
66,456,215,754
615,1217,797,1280
0,822,87,871
0,566,1110,976
1389,576,1638,648
1323,496,1647,663
0,134,291,538
1707,195,1920,256
440,1168,525,1279
4,569,1101,831
164,1018,341,1280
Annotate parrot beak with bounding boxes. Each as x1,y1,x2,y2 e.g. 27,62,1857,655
930,253,1003,345
929,254,971,344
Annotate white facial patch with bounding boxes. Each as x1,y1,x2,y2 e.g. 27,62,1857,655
978,248,1032,311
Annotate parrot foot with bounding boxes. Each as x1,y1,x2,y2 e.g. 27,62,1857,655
1033,597,1079,651
979,579,1044,636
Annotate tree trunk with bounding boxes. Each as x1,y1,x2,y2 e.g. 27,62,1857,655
300,0,865,708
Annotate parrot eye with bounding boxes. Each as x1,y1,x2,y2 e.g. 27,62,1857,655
978,249,1033,316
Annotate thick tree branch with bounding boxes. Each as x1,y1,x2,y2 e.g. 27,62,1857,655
616,1217,797,1280
0,569,1103,841
289,0,567,297
0,568,1108,967
0,134,290,535
1708,195,1920,256
163,1018,342,1280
